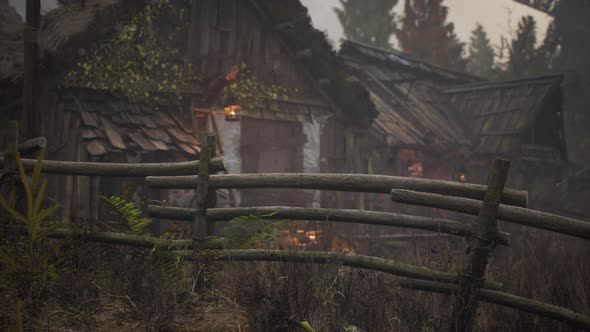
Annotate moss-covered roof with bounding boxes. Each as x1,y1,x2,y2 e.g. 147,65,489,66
254,0,378,128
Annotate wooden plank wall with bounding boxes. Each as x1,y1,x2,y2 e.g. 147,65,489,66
184,0,318,99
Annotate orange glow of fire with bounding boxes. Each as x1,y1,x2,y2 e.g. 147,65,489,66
224,105,240,115
224,105,241,121
306,231,316,240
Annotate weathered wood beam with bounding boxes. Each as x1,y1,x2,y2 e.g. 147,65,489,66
194,135,214,240
399,278,590,330
173,249,502,290
17,136,46,156
451,159,510,332
147,205,509,246
0,157,227,176
7,225,224,249
390,189,590,240
2,121,19,172
145,173,528,207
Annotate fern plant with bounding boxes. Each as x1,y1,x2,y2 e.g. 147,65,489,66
220,212,294,248
0,151,62,308
100,195,152,235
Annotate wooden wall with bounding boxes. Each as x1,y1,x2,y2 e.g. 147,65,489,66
182,0,322,101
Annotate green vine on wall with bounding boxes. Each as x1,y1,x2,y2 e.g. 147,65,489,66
65,0,196,102
221,64,296,110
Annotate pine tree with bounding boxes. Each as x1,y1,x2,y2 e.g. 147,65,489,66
508,16,538,77
335,0,398,50
396,0,466,71
466,23,495,78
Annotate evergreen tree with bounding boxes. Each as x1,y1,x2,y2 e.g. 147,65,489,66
503,16,562,78
536,21,562,73
335,0,398,50
466,23,495,78
396,0,466,71
508,15,538,77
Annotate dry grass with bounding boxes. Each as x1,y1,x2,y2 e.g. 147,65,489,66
1,222,588,331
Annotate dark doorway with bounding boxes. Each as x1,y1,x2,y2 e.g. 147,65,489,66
240,117,305,206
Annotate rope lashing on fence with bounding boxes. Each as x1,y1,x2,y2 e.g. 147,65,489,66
0,157,228,177
399,278,590,330
450,158,511,332
147,205,510,246
390,189,590,240
144,173,529,207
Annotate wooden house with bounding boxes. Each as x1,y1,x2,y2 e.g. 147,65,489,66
339,40,570,215
444,75,568,211
338,40,477,211
0,0,376,224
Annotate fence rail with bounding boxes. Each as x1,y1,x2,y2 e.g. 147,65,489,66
399,278,590,330
390,189,590,240
147,205,510,245
0,156,227,176
145,173,529,207
2,121,590,330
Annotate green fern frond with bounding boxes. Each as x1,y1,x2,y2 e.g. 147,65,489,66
100,195,152,235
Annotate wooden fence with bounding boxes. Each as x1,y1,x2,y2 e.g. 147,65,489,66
2,121,590,331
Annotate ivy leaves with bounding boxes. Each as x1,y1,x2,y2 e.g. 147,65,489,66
221,64,296,110
65,0,195,103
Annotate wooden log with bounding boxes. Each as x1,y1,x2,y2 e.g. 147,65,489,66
17,136,46,156
145,173,528,207
399,278,590,330
147,205,510,246
24,0,41,136
7,225,224,249
173,249,502,290
390,189,590,240
194,135,214,240
451,159,510,332
0,157,228,176
3,121,19,172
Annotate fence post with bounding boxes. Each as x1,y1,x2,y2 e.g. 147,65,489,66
450,159,510,332
3,121,19,173
193,135,215,241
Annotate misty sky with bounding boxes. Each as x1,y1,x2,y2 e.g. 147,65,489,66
301,0,552,49
10,0,551,52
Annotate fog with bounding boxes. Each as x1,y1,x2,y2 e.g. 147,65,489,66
301,0,552,48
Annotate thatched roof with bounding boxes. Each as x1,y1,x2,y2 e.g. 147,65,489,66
0,1,24,82
255,0,378,128
0,0,130,82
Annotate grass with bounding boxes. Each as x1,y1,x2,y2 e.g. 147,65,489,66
0,163,588,331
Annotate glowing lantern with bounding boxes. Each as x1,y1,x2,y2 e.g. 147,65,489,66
457,166,467,182
224,104,241,121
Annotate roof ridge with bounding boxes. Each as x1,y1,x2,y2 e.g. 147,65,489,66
341,39,483,82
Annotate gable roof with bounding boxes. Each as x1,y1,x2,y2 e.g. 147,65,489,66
444,75,564,158
340,40,472,151
340,40,482,85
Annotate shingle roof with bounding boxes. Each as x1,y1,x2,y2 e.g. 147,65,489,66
340,40,482,84
444,75,563,157
340,40,472,151
62,89,200,156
